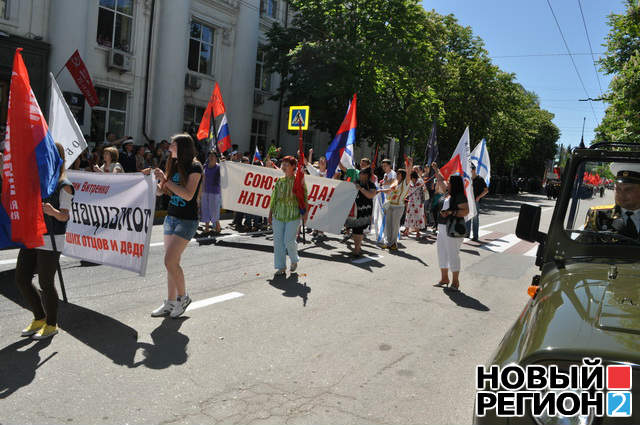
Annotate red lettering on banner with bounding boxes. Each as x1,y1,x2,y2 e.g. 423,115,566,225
318,186,329,201
262,195,271,209
308,203,321,220
255,193,264,206
262,176,274,190
326,187,335,202
238,190,248,204
252,174,261,188
308,184,320,202
246,192,256,206
110,239,119,251
244,172,254,186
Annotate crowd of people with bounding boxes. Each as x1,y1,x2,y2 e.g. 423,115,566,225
14,129,497,338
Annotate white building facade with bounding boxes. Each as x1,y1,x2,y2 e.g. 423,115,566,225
0,0,344,156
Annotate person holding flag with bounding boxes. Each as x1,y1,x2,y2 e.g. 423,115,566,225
4,49,69,340
432,163,469,292
268,156,308,275
199,150,221,236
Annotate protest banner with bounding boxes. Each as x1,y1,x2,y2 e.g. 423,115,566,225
63,171,157,275
220,162,357,235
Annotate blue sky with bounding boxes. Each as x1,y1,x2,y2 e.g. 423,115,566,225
422,0,626,148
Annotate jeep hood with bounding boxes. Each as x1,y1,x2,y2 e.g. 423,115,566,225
514,263,640,365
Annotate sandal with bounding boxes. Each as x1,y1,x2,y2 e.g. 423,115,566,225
434,281,450,287
447,283,460,292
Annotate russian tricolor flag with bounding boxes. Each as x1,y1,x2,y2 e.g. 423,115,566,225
1,49,62,249
252,146,262,165
325,94,357,179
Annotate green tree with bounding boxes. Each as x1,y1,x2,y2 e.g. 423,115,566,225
265,0,559,176
595,0,640,144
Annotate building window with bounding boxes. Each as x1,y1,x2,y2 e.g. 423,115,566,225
188,21,215,75
260,0,277,19
250,118,268,153
183,104,206,133
97,0,134,52
0,0,8,20
91,87,127,143
255,45,271,91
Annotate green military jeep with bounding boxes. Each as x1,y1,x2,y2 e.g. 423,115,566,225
474,143,640,425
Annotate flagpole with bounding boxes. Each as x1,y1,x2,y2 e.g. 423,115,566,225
298,122,306,245
45,216,68,303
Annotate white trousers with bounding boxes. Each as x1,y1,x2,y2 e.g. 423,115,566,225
437,224,464,272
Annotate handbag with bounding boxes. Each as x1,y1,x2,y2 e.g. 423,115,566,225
446,213,467,238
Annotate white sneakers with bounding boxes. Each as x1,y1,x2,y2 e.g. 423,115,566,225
151,300,177,317
170,295,192,318
151,295,191,318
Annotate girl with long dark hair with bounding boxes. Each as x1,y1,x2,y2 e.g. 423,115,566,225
16,143,74,339
151,134,203,318
432,163,469,291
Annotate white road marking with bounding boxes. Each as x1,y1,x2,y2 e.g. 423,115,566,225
352,254,383,264
185,292,244,312
524,245,539,257
481,233,521,253
463,229,492,243
479,207,554,230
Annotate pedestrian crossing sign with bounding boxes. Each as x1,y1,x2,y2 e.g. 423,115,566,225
288,106,310,131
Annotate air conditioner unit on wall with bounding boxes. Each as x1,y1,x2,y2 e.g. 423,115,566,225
185,74,201,90
108,50,132,72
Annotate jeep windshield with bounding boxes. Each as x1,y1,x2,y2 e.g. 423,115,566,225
563,159,640,251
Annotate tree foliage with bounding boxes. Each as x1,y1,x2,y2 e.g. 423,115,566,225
264,0,559,176
595,0,640,144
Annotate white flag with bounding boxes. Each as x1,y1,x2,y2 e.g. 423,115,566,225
48,73,87,168
450,127,476,220
471,138,491,187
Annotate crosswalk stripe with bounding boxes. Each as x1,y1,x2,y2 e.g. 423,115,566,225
504,240,537,255
186,292,244,312
524,245,539,257
483,233,521,253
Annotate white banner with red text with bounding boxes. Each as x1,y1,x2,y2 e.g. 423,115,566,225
220,162,357,235
63,171,157,275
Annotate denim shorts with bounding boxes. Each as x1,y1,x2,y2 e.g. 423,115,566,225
163,215,199,240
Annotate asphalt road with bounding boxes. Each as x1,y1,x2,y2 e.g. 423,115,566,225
0,191,615,425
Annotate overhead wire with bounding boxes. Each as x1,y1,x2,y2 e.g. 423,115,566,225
544,0,598,124
577,0,604,98
491,52,601,58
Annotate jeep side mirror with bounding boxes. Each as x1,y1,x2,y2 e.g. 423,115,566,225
516,204,545,243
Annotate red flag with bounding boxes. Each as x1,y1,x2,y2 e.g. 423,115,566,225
65,50,99,107
197,83,231,153
439,154,463,181
3,49,62,248
293,137,307,216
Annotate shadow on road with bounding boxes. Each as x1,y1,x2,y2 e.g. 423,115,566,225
0,338,53,399
217,240,385,272
0,269,189,375
443,288,490,311
57,301,140,367
267,272,311,307
133,318,189,369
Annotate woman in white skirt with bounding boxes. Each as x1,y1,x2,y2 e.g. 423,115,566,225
432,164,469,291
